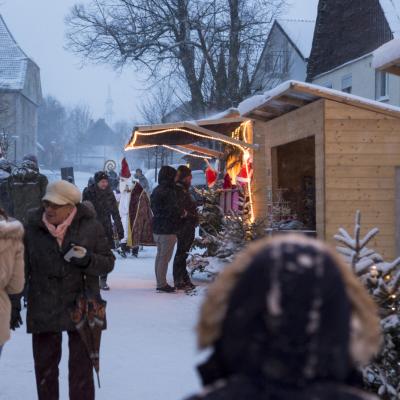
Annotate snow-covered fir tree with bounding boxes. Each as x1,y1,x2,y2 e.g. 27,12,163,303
335,211,400,399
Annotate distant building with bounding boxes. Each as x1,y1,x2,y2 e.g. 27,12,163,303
251,19,316,93
79,118,123,170
308,0,400,106
0,15,42,161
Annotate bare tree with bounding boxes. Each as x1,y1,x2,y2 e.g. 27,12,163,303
65,0,286,116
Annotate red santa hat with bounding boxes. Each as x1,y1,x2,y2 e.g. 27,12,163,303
120,158,131,178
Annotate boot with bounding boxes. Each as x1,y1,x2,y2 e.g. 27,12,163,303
132,246,139,258
156,284,176,293
117,243,128,258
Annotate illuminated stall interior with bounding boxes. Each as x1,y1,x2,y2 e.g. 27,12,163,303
125,116,257,221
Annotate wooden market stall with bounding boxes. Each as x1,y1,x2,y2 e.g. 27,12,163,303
239,80,400,259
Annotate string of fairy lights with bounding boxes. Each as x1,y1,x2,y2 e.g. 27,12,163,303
125,121,255,222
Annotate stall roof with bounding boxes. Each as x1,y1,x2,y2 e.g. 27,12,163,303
373,38,400,76
238,80,400,121
125,120,256,156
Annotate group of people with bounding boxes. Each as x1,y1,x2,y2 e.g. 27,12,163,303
0,155,383,400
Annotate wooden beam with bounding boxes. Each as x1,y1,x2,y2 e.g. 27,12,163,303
253,109,276,119
180,144,224,158
275,95,309,107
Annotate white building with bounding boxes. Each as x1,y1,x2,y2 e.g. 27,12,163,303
251,19,316,93
308,0,400,106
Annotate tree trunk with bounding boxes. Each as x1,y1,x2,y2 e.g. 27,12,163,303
228,0,241,106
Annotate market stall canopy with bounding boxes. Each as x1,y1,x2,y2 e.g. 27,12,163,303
373,39,400,76
238,80,400,121
125,119,256,158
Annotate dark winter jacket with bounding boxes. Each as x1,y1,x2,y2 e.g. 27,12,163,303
24,203,115,334
150,166,182,235
82,184,124,249
8,169,48,224
186,236,379,400
0,170,12,215
176,181,198,229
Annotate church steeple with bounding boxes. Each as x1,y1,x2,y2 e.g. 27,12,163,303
105,86,114,125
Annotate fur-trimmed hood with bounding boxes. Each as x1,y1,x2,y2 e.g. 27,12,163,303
0,219,24,253
196,235,381,394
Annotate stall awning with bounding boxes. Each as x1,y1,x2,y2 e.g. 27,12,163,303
125,120,257,158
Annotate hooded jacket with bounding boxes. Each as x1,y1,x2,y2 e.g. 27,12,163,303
186,235,380,400
24,203,115,334
0,218,24,345
150,166,182,235
82,183,124,249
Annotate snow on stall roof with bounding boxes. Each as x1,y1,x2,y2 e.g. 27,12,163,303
372,38,400,69
379,0,400,38
277,19,316,58
197,108,241,122
0,15,30,91
238,80,400,117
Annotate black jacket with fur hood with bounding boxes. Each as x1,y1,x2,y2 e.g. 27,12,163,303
24,203,115,334
186,235,380,400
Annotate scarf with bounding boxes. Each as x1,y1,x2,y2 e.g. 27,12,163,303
42,207,77,247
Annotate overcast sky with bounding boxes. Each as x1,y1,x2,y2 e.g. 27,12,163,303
0,0,318,123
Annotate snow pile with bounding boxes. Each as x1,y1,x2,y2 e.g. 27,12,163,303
372,38,400,70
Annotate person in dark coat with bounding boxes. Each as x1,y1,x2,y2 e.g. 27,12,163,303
173,166,198,290
8,155,48,224
0,158,12,215
150,166,182,293
186,235,381,400
83,171,124,290
13,180,115,400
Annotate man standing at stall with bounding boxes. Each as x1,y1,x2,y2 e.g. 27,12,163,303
83,171,124,290
173,165,197,291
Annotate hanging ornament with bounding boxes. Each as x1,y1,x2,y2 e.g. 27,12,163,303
205,159,218,188
236,150,253,185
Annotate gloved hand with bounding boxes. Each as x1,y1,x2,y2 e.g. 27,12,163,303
70,251,91,269
9,295,23,330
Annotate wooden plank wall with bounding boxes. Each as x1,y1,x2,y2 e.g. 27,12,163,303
252,100,325,234
324,99,400,259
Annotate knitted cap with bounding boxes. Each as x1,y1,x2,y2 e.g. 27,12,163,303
43,180,81,206
94,171,109,183
120,158,131,179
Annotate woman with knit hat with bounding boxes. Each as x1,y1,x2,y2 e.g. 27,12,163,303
186,235,381,400
15,180,115,400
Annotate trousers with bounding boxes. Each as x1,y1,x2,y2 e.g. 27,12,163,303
153,234,177,288
33,331,95,400
173,225,195,285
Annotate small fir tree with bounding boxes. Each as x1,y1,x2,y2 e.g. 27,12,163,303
335,211,400,399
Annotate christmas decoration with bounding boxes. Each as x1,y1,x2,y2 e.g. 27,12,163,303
335,210,400,399
205,161,218,188
120,157,131,178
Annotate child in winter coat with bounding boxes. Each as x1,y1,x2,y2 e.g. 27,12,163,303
187,234,381,400
0,209,24,357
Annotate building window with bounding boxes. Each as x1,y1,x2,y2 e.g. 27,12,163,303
375,71,389,100
266,51,289,75
322,82,333,89
341,74,352,93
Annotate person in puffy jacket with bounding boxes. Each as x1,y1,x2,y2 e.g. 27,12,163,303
0,209,24,358
186,235,381,400
14,180,114,399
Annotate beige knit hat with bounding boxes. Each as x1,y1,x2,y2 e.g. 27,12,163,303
43,180,81,206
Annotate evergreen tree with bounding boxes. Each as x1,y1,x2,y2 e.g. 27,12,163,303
335,211,400,399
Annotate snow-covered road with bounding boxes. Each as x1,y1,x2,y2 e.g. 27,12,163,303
0,248,205,400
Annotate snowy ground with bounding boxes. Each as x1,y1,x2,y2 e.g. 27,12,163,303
0,248,207,400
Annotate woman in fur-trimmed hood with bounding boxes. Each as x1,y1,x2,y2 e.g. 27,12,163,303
186,235,381,400
0,211,24,352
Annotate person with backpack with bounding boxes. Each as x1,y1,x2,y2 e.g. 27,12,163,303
8,154,48,224
83,171,124,290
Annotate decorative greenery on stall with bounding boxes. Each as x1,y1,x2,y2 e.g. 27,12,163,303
335,211,400,399
188,186,264,278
